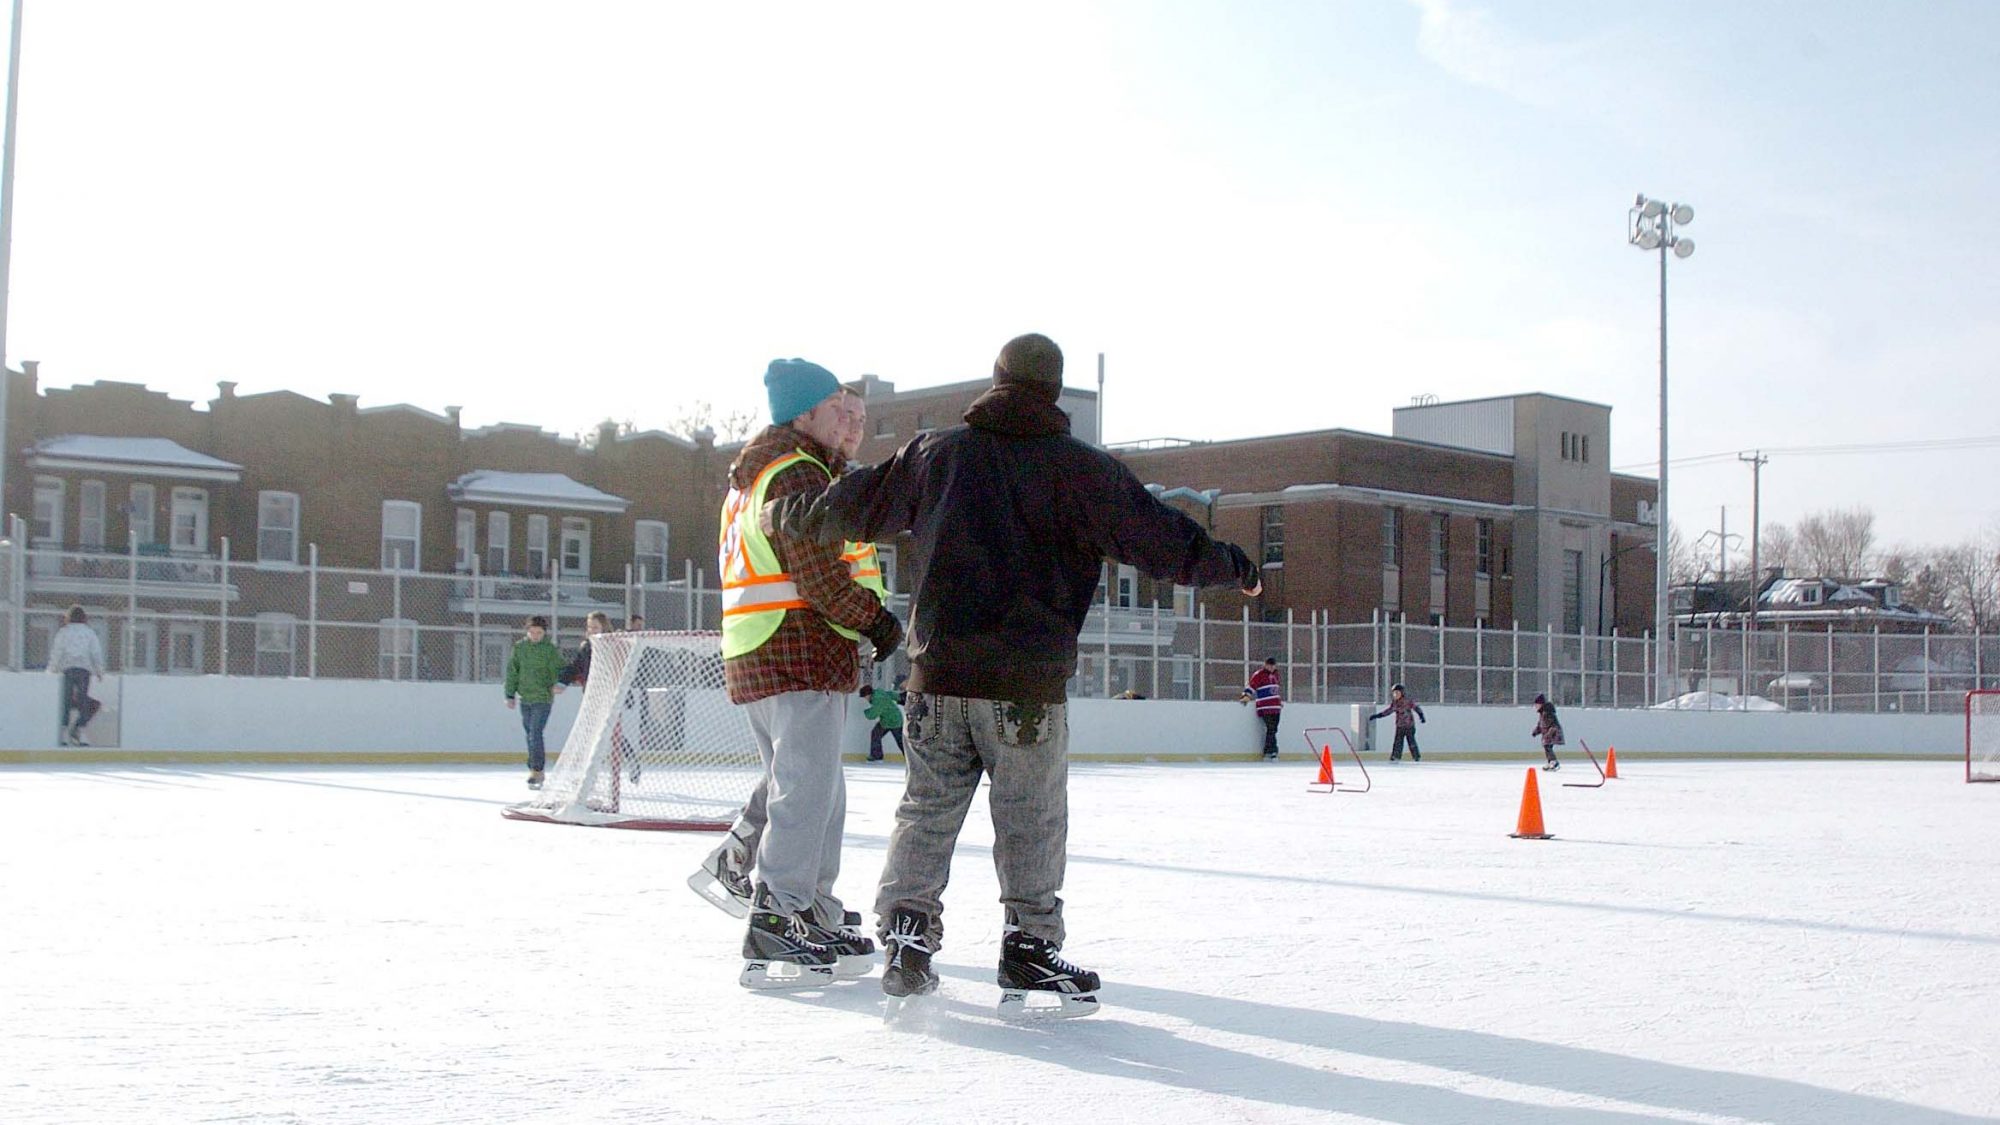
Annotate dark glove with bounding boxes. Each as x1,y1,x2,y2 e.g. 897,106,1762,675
864,609,904,660
1227,543,1259,591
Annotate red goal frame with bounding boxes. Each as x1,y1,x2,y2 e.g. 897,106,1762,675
1969,691,2000,784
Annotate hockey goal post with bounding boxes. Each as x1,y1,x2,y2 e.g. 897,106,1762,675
1970,690,2000,784
504,631,762,830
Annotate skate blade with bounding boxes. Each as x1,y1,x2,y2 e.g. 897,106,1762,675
883,988,940,1024
686,870,750,918
997,989,1100,1020
833,953,877,979
739,960,837,990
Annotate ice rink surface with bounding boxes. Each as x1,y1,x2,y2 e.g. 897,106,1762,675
4,757,1996,1125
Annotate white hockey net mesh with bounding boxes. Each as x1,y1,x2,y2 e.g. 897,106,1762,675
504,631,762,828
1971,691,2000,784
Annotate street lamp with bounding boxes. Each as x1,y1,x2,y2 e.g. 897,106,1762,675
1630,193,1694,702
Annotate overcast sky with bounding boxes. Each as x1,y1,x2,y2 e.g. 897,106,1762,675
6,1,1998,551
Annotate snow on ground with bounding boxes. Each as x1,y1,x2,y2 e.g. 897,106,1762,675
3,758,1997,1125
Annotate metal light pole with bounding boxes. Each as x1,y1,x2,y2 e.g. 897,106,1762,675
0,0,24,522
1630,193,1695,702
1739,451,1767,632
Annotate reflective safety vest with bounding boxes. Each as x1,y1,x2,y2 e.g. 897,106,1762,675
718,450,889,659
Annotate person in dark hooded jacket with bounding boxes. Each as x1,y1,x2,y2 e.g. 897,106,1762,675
765,332,1261,1015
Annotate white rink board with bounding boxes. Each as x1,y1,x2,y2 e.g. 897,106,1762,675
2,760,1996,1124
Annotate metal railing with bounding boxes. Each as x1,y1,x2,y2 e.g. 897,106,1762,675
3,516,1993,711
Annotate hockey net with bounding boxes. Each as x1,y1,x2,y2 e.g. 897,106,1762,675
504,631,762,829
1970,691,2000,784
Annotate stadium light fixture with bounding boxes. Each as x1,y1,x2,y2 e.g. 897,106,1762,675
1628,193,1695,704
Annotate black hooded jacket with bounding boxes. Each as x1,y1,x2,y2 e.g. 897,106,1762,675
766,381,1256,702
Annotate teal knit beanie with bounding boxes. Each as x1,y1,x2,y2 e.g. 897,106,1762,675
765,358,840,425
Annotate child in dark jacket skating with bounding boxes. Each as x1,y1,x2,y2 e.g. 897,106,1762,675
1530,693,1563,771
1370,683,1426,761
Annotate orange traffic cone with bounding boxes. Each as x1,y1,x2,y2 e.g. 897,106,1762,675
1605,746,1620,779
1314,746,1335,786
1509,768,1553,839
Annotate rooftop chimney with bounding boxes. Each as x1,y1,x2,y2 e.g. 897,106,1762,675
216,381,237,400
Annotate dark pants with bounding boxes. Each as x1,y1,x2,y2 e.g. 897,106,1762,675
61,668,101,734
1259,712,1281,758
869,724,905,760
1389,727,1420,760
520,701,553,771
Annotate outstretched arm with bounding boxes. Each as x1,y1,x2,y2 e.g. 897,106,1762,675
1082,459,1259,593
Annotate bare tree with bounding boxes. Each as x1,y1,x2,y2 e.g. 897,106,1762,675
1878,545,1954,620
666,400,760,444
1756,522,1798,577
1930,529,2000,634
1666,522,1704,586
1791,506,1877,578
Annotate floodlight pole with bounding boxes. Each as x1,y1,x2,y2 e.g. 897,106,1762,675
1631,193,1694,704
0,0,23,522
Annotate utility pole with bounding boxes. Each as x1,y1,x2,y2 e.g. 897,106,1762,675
0,0,25,522
1739,451,1768,634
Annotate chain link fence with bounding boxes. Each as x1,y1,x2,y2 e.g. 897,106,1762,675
4,524,1994,712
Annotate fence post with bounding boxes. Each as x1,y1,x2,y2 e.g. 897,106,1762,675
1872,625,1881,713
126,529,138,670
624,563,634,626
1197,601,1207,698
219,536,231,676
1102,564,1113,698
1611,628,1620,707
1436,617,1446,703
1151,600,1162,700
308,543,320,678
393,562,404,681
1286,607,1296,700
1511,620,1521,705
1826,628,1835,711
1923,627,1932,713
548,559,560,644
684,558,695,630
1545,624,1555,703
470,552,483,677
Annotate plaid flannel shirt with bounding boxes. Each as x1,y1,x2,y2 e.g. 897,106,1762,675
723,425,885,704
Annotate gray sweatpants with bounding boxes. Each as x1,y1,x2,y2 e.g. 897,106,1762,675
741,691,850,920
875,693,1069,950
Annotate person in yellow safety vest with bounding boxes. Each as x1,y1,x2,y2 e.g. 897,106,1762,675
690,384,888,928
717,358,904,992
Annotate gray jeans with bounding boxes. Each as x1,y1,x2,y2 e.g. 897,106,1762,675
741,691,850,919
875,693,1069,950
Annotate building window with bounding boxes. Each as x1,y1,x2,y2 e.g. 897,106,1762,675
32,476,63,544
635,520,670,583
455,509,477,572
128,484,156,546
525,514,550,577
487,511,511,574
1382,507,1402,569
379,618,418,679
381,500,421,571
1476,518,1493,577
78,480,107,549
1562,549,1584,634
1430,514,1448,573
1114,563,1137,609
255,613,297,677
561,517,591,576
875,543,898,593
874,416,893,437
168,620,205,675
257,491,300,564
126,614,157,673
1580,434,1590,463
479,631,511,681
1261,506,1285,566
171,488,209,552
914,412,931,432
1173,585,1196,616
1800,585,1821,606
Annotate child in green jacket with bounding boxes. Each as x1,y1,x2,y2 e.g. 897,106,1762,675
505,615,567,788
862,684,905,761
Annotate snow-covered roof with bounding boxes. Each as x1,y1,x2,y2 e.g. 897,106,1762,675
24,435,244,481
447,471,629,513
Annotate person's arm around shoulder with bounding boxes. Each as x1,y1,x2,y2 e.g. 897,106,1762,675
763,438,924,547
766,459,900,646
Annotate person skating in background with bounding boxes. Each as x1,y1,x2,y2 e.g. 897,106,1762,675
718,360,902,990
1370,683,1426,762
1239,657,1284,760
862,683,905,761
1531,692,1563,771
764,332,1261,1018
49,605,106,747
560,610,612,689
504,615,566,789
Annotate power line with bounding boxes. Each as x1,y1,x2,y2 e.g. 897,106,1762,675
1615,433,2000,473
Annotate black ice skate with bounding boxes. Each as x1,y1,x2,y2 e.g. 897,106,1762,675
805,911,878,979
996,927,1100,1020
740,886,837,990
880,907,939,1008
1543,756,1561,771
526,769,544,789
686,838,753,918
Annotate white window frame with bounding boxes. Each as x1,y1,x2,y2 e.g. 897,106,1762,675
875,543,898,594
455,508,477,573
1261,506,1285,567
32,476,63,545
1114,563,1137,609
634,520,670,584
1476,518,1493,577
487,511,511,574
167,620,205,675
170,487,209,553
254,613,298,677
381,500,421,571
128,484,156,547
1173,584,1196,617
479,631,511,682
257,490,300,565
525,514,550,577
378,618,419,680
126,613,157,673
1382,507,1402,569
561,517,590,577
78,480,107,549
1430,513,1449,574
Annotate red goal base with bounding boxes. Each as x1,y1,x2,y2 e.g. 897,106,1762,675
500,807,732,832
